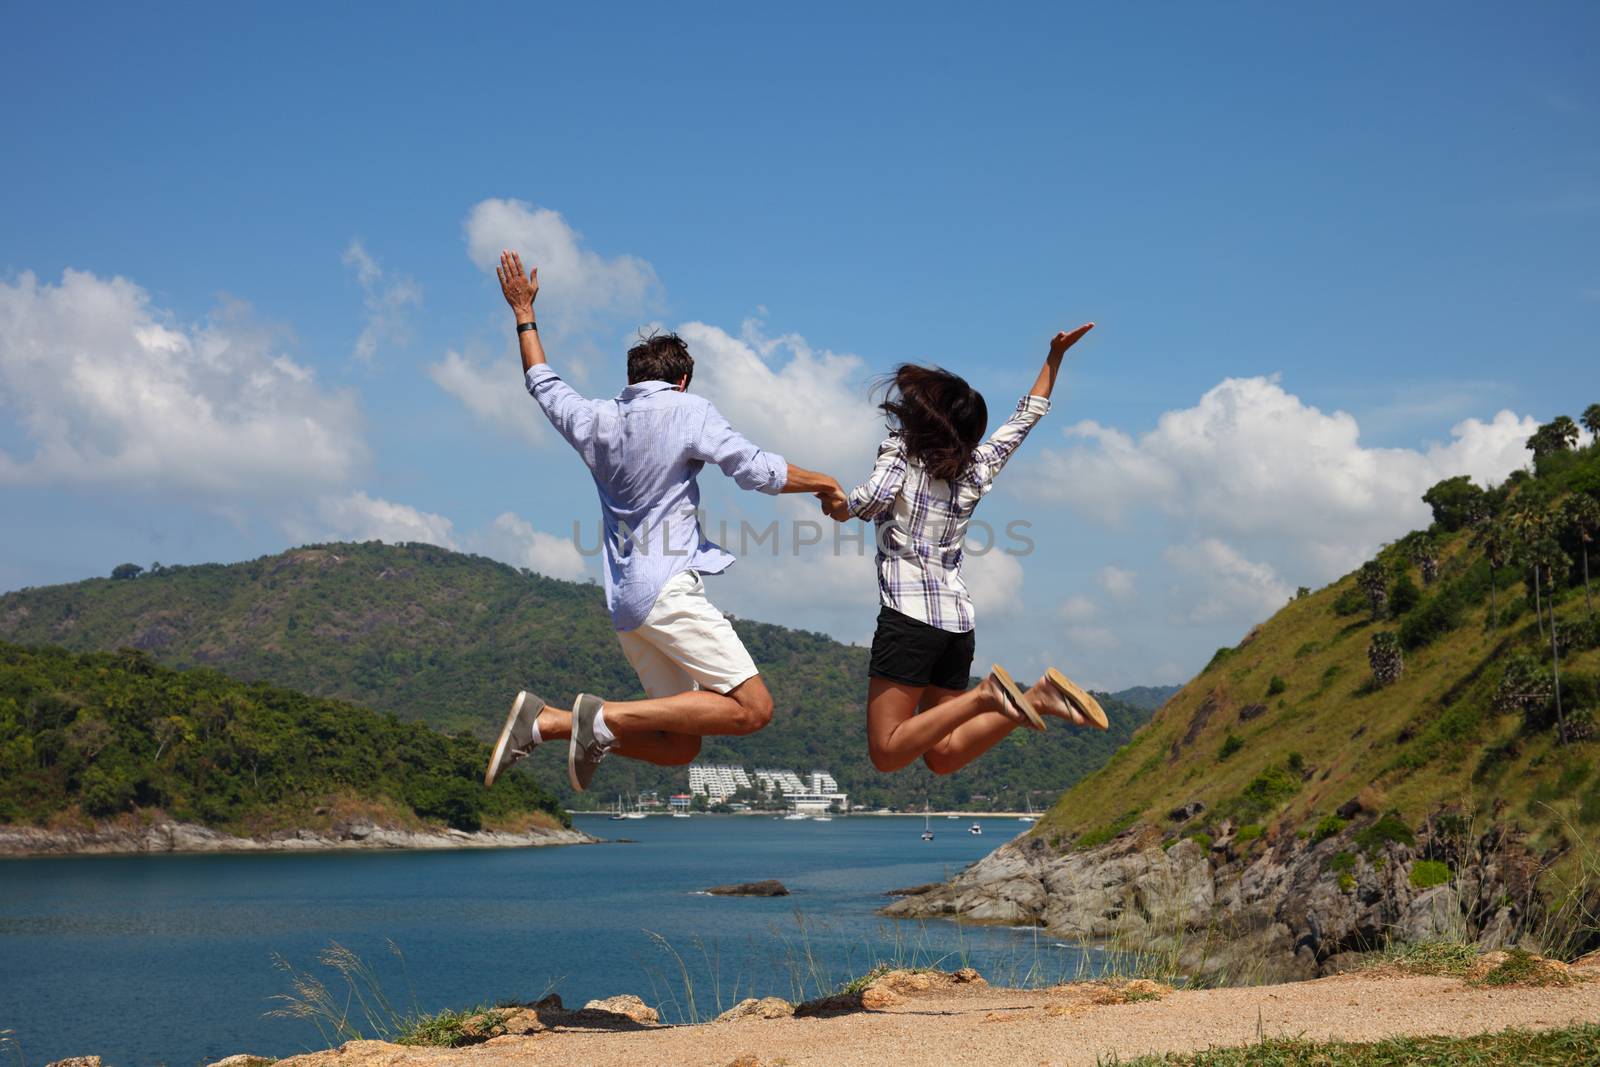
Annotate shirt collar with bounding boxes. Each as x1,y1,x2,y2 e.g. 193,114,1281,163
617,380,681,400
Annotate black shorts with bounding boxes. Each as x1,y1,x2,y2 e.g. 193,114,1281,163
868,605,976,691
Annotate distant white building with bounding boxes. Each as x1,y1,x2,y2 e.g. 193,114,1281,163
689,764,847,812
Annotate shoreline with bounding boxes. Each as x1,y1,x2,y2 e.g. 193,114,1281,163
0,819,600,858
568,810,1039,820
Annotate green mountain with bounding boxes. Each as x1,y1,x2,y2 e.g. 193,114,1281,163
0,544,1152,811
0,642,567,834
1034,427,1600,870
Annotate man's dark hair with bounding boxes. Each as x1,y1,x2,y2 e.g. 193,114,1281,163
627,331,694,387
876,364,988,482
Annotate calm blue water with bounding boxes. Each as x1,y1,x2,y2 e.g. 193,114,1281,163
0,816,1088,1066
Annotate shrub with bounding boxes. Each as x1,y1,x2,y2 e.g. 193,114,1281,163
1236,823,1263,844
1188,832,1213,851
1287,751,1306,775
1227,765,1301,824
1266,675,1287,697
1409,859,1451,889
1358,561,1390,619
1332,586,1367,617
1389,574,1422,615
1203,646,1235,672
1423,475,1486,531
1312,814,1348,842
1398,586,1466,650
1355,813,1415,854
1218,733,1244,761
1328,851,1356,873
1076,809,1140,849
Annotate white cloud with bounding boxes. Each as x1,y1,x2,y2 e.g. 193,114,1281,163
427,349,550,447
0,270,365,495
1065,625,1120,652
964,547,1025,618
1099,565,1137,601
290,491,457,548
343,240,420,363
1059,594,1098,624
1163,538,1292,624
473,511,590,581
1038,375,1538,579
462,198,659,334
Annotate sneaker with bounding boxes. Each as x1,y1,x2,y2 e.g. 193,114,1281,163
1042,668,1109,730
485,690,545,787
568,693,611,792
988,664,1045,731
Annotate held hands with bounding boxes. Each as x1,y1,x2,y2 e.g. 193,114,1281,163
817,479,850,523
497,250,539,319
1048,322,1095,362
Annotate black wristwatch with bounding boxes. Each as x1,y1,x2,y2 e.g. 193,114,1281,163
517,321,538,334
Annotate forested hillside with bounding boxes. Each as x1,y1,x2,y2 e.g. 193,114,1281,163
0,545,1151,811
1034,409,1600,866
0,643,567,834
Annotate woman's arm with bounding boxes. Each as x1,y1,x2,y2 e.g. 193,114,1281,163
1026,322,1095,399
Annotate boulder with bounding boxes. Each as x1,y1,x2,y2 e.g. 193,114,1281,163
705,879,789,896
715,996,796,1022
581,994,660,1025
205,1058,275,1067
44,1059,102,1067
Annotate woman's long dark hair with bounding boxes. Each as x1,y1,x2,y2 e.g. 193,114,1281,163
876,364,988,482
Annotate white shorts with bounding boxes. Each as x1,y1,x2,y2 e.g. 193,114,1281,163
615,570,760,698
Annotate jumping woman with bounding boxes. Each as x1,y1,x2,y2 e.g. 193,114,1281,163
822,325,1109,775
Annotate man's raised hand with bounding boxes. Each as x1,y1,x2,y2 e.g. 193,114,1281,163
497,250,539,320
1048,322,1095,361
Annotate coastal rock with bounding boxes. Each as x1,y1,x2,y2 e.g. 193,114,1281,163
884,815,1544,983
205,1057,275,1067
581,994,661,1025
705,879,789,897
715,997,796,1022
0,820,598,857
44,1059,102,1067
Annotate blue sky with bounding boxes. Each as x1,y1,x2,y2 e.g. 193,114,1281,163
2,2,1596,688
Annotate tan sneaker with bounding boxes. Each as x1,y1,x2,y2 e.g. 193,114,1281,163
987,664,1045,731
1035,668,1108,730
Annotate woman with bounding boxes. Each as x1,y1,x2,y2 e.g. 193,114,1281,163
822,324,1109,775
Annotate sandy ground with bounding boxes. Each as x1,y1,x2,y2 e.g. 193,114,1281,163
274,967,1600,1067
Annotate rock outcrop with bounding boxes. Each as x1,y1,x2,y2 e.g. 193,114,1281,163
884,817,1546,982
0,819,597,857
705,879,790,896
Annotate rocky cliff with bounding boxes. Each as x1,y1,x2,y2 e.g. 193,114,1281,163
0,818,597,857
884,810,1548,982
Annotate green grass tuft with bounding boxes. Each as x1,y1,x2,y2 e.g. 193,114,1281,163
1409,859,1451,889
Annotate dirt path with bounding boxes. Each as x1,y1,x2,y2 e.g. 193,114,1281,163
276,968,1600,1067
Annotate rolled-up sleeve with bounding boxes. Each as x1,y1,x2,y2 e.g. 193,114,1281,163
692,400,788,494
964,395,1050,491
525,365,597,454
847,433,907,520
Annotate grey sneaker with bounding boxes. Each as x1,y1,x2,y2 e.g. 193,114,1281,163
568,693,611,793
485,690,544,787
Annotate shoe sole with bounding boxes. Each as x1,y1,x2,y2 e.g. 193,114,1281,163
568,693,596,793
991,664,1046,731
1046,668,1109,730
485,690,531,788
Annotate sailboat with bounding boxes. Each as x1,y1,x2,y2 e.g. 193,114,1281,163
623,794,647,819
921,805,935,842
609,796,627,821
1018,796,1037,824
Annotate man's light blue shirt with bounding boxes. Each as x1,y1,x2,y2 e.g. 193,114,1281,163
526,364,788,631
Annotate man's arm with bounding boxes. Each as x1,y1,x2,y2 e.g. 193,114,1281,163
497,250,545,372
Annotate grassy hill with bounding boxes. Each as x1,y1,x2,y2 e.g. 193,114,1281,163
1034,429,1600,868
0,544,1153,811
0,642,567,834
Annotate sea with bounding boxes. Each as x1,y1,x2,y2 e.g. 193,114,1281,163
0,814,1095,1066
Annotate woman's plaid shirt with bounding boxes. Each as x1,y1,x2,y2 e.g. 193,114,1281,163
845,395,1051,633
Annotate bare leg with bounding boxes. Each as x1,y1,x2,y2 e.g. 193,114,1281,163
534,705,702,767
920,687,1025,775
865,676,1009,772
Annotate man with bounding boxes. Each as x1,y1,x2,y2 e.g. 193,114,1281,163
484,251,843,792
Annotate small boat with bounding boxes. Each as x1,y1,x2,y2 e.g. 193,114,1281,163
671,811,691,819
969,822,983,835
1018,797,1037,824
921,808,934,842
946,814,959,820
783,812,809,821
813,814,833,822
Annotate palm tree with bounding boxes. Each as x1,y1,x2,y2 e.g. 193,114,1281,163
1509,507,1551,639
1566,495,1600,621
1357,560,1389,621
1583,403,1600,441
1408,533,1439,586
1472,516,1512,628
1527,416,1581,458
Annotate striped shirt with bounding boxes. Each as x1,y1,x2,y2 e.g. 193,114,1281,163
846,395,1050,633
